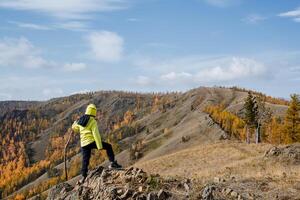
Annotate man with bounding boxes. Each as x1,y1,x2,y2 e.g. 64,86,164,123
72,104,122,181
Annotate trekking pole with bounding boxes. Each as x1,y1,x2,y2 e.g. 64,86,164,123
64,129,72,181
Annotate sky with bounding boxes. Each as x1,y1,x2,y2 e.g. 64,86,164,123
0,0,300,100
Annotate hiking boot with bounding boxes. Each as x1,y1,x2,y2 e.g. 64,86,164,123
109,161,122,169
77,176,86,185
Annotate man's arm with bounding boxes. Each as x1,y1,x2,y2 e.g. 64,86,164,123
72,121,80,133
91,120,103,149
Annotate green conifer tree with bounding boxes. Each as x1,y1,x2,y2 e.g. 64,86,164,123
243,92,259,143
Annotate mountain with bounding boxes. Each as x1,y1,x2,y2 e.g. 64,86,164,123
0,86,299,200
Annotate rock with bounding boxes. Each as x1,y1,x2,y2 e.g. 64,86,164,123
47,167,181,200
125,175,132,183
265,146,281,156
213,177,220,183
117,189,123,195
213,177,225,184
147,192,158,200
201,185,215,200
47,183,73,200
182,136,191,143
79,186,93,199
264,144,300,164
224,188,233,195
101,169,109,179
86,166,104,179
184,183,190,192
125,167,134,175
119,189,133,199
244,193,255,200
138,186,144,192
132,192,140,198
135,168,143,177
137,194,147,200
230,191,238,198
157,189,170,200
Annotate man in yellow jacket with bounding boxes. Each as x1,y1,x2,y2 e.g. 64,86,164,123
72,104,122,180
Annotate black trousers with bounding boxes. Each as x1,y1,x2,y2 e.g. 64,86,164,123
81,141,115,177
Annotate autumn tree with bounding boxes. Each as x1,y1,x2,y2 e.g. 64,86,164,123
267,117,284,144
283,94,300,143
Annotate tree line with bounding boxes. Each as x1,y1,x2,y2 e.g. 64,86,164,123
204,92,300,144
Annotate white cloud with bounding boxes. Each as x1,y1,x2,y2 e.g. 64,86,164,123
63,62,87,71
55,21,89,31
9,21,52,30
86,31,124,62
9,20,90,31
134,56,267,86
161,72,192,81
243,14,266,24
279,7,300,23
71,89,90,95
203,0,241,7
0,37,88,71
0,0,128,20
43,88,64,97
0,75,102,100
194,57,266,82
279,8,300,17
0,37,53,68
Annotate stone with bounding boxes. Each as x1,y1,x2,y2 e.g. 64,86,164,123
47,167,182,200
202,185,215,200
125,175,132,183
244,193,255,200
157,189,170,200
101,169,109,179
184,183,190,192
147,192,158,200
224,188,233,195
125,167,134,175
47,183,73,200
117,189,123,195
132,192,140,198
230,191,238,198
138,186,144,192
214,177,226,184
119,189,133,199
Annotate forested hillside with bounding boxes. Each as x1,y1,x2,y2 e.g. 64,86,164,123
0,87,299,199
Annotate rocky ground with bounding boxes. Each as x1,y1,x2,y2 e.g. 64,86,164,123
45,144,300,200
46,166,191,200
264,144,300,164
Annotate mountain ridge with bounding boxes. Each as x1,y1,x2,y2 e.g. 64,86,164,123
1,86,298,200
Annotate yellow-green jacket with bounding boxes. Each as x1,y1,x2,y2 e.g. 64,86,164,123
72,116,103,149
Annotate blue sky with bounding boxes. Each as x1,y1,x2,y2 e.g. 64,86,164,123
0,0,299,100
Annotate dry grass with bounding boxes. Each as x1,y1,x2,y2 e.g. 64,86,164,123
134,141,300,182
